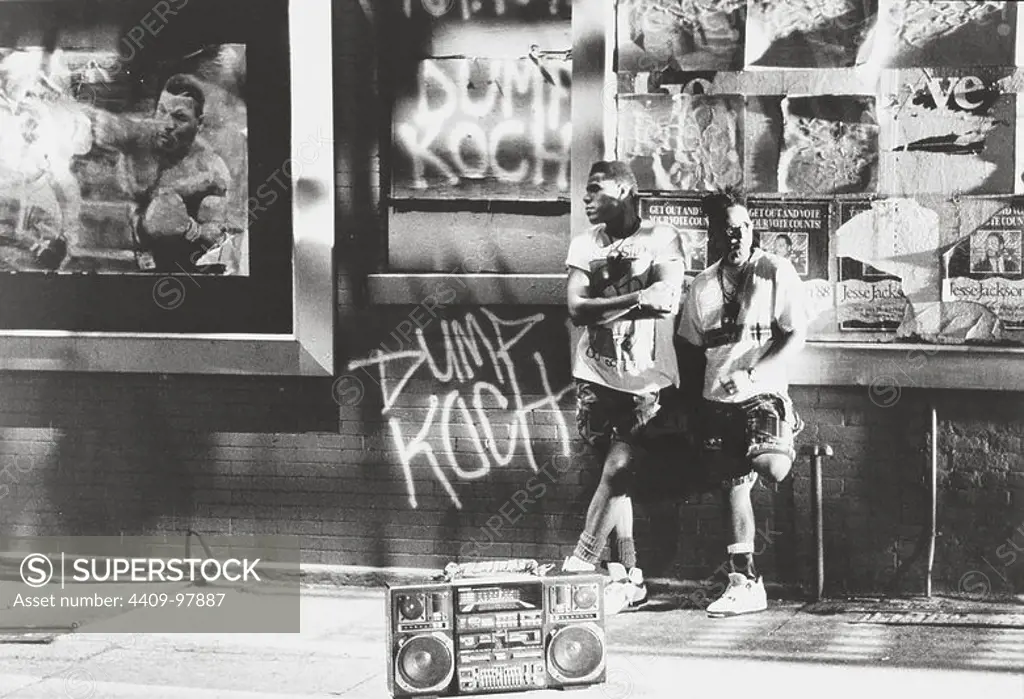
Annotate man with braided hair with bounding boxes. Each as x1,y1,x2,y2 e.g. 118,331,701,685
676,186,807,616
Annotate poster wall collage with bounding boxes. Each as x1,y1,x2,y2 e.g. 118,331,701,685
615,0,1024,344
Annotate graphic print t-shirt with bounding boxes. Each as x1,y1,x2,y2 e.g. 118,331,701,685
566,222,684,395
677,249,806,403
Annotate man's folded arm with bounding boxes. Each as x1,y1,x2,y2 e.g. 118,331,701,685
566,267,643,327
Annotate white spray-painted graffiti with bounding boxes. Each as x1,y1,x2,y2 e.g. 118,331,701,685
395,58,571,193
402,0,571,20
348,309,572,510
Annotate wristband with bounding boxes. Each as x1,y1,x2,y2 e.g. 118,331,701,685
636,290,646,312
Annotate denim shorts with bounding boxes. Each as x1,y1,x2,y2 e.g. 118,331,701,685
698,393,803,488
575,380,661,448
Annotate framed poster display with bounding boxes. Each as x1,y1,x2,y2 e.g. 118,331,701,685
0,0,333,375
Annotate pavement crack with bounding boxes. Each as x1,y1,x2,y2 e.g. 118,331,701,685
328,671,383,696
763,616,796,638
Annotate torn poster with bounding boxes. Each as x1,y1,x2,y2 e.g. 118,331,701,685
617,92,743,191
942,201,1024,330
747,198,833,326
897,301,1004,344
746,95,878,194
617,0,746,72
879,68,1016,196
744,0,876,68
833,197,941,296
860,1,1015,69
836,199,908,331
619,70,719,101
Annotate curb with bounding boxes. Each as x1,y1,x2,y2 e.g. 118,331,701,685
280,564,445,588
273,564,807,601
0,553,807,598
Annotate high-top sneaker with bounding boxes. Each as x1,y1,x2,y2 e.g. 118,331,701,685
706,572,767,617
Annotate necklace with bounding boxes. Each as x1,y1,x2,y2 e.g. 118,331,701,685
717,264,737,298
718,262,747,329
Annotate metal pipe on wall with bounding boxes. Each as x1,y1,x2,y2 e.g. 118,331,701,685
927,405,938,597
802,443,833,601
811,455,823,601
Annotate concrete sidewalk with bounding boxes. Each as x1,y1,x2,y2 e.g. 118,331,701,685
0,580,1021,699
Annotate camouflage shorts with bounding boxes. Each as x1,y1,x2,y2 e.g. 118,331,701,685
575,380,661,448
698,393,804,488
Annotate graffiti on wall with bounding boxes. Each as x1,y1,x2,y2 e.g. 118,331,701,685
392,58,572,200
402,0,571,20
349,309,572,509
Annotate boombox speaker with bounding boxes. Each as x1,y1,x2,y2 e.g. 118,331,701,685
386,572,606,697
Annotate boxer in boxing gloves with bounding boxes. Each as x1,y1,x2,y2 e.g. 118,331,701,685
91,74,232,273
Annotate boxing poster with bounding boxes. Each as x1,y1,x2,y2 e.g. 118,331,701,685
942,201,1024,330
836,199,908,331
0,45,249,276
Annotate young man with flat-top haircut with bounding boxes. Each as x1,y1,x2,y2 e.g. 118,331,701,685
677,186,807,617
563,160,685,612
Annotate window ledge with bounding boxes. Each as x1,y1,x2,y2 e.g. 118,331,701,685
792,342,1024,392
367,274,564,306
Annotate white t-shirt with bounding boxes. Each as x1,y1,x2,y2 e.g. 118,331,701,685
566,221,685,395
677,249,806,403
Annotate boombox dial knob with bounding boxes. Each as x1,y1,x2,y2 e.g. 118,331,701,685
399,594,424,620
572,585,597,610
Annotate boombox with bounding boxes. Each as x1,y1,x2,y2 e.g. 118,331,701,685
386,572,606,697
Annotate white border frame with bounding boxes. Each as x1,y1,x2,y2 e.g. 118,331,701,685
0,0,334,376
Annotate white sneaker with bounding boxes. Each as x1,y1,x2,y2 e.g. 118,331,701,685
706,573,767,617
606,562,628,582
562,555,596,573
604,564,647,613
604,580,630,615
624,567,647,608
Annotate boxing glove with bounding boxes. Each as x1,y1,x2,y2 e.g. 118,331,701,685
143,189,195,239
33,237,68,271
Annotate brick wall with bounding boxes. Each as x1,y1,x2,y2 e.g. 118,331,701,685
2,309,1023,597
1,1,1023,600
